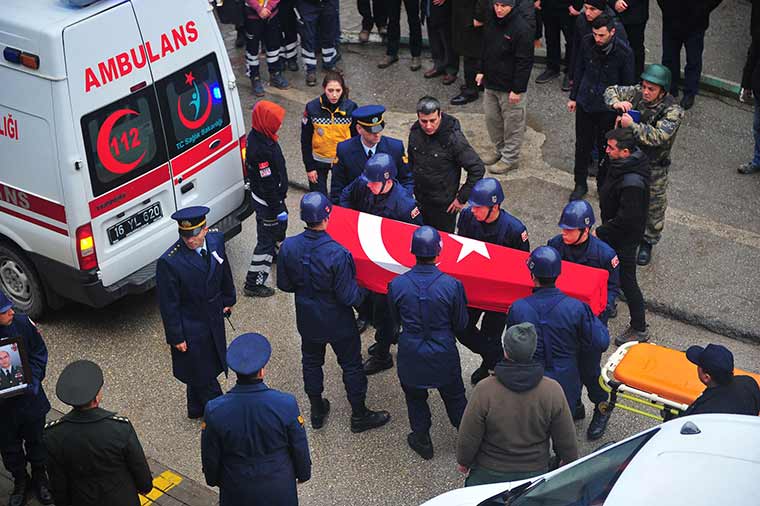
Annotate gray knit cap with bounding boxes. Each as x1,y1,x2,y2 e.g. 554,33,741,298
502,322,538,363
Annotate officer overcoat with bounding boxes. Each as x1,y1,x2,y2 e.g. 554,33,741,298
507,287,609,406
202,382,311,506
277,229,366,343
388,264,469,388
156,231,236,385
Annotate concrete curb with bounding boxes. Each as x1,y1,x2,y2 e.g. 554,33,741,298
340,31,742,99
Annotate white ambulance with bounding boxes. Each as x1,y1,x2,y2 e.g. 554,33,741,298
0,0,253,318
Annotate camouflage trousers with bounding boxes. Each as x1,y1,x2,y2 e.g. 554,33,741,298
644,162,669,245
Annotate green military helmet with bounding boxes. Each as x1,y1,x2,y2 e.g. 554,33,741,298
640,64,671,91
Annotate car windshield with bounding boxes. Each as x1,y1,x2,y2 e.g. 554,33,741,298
478,429,658,506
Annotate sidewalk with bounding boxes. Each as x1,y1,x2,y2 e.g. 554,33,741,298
339,0,753,97
0,409,218,506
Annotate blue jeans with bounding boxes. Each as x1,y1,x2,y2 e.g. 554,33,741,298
754,97,760,166
661,29,705,97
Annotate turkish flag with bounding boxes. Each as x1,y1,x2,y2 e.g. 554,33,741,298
326,206,609,315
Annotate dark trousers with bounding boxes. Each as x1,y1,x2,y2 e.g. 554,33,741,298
741,38,759,90
579,347,608,405
428,21,458,75
307,161,331,195
661,28,705,98
386,0,422,57
401,379,466,435
754,97,760,167
188,380,223,418
301,336,368,412
358,0,388,31
624,22,647,78
369,291,396,357
246,201,287,289
456,309,506,370
244,16,283,77
616,243,646,331
454,56,480,93
297,0,339,71
418,201,457,233
0,413,46,478
543,10,574,72
535,8,543,40
280,0,299,60
573,107,616,187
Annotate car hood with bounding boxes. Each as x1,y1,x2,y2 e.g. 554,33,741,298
420,479,533,506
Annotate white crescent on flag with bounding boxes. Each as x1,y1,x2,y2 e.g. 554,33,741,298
357,213,410,275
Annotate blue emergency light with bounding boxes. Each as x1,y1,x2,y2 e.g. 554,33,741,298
212,85,222,101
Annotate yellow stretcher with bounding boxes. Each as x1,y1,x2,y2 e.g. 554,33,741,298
599,342,760,421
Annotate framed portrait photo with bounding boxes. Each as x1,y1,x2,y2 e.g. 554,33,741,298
0,338,31,399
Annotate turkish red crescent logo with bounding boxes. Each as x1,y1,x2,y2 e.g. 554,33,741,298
96,108,146,175
177,82,212,130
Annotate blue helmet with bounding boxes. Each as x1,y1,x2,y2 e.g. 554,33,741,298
363,153,397,182
300,192,332,223
468,177,504,207
411,226,442,257
558,200,595,229
526,246,561,278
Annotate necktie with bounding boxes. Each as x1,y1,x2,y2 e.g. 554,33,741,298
200,249,209,268
367,149,373,159
5,371,10,382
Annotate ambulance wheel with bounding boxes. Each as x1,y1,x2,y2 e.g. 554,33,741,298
0,243,46,320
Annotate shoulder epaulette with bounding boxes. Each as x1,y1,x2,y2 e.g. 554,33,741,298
209,228,220,233
167,244,181,257
110,414,130,423
44,418,64,430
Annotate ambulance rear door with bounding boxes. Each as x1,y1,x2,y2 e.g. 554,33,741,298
64,2,178,287
130,0,246,228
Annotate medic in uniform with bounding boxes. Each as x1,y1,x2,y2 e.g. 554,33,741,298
202,333,311,506
547,200,620,426
156,206,236,420
0,291,53,506
507,246,612,441
277,193,391,432
340,153,424,375
455,178,529,385
387,226,469,460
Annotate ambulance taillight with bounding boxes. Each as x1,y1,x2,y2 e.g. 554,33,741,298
76,224,98,271
239,135,247,177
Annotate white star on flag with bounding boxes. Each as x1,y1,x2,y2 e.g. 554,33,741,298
449,235,490,263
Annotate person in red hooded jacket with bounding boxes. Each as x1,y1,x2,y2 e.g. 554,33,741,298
244,101,290,297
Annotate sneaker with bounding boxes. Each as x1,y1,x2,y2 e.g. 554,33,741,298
586,405,611,441
481,152,502,165
363,354,393,375
287,58,299,72
738,162,760,174
305,71,317,87
377,55,399,69
250,77,265,97
569,184,587,201
489,161,518,174
410,57,421,71
536,68,560,84
739,88,754,103
561,73,571,91
637,242,652,266
270,72,289,89
244,285,275,297
350,408,391,433
573,400,586,421
407,432,434,460
470,363,489,385
614,325,649,346
310,398,331,429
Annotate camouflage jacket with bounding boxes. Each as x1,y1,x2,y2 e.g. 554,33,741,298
604,85,684,165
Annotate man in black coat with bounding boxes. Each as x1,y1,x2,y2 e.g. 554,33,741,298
595,128,649,346
568,13,634,201
535,0,582,91
657,0,723,110
569,0,627,85
609,0,648,77
44,361,153,506
408,96,485,232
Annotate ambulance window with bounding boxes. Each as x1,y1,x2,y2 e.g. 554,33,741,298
81,87,168,197
156,52,230,158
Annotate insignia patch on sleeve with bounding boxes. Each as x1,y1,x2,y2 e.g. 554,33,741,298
297,415,304,426
259,161,271,177
402,154,409,164
411,207,420,219
302,111,309,125
521,230,529,242
611,256,619,268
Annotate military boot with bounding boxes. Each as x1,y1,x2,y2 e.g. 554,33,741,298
309,397,331,429
350,408,391,433
8,473,29,506
587,404,611,441
407,432,434,460
31,467,53,505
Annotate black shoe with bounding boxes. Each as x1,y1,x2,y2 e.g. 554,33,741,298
573,400,586,421
569,184,587,201
636,242,652,266
561,73,571,91
9,474,28,506
244,285,275,297
536,68,560,84
470,364,490,385
235,30,246,48
350,409,391,433
363,354,393,375
407,432,434,460
615,326,649,346
310,398,331,429
31,473,53,505
680,94,695,110
450,92,478,106
587,405,611,441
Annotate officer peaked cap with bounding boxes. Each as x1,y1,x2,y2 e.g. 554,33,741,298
56,360,104,406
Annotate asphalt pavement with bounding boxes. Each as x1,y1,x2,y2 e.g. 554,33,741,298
22,9,760,506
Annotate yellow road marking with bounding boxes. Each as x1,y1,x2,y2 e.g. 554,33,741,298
139,470,183,505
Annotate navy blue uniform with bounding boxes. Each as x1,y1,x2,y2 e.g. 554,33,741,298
507,287,610,409
277,230,369,411
330,135,414,204
246,128,289,291
156,231,236,417
0,314,51,480
388,264,469,434
456,208,530,371
202,381,311,506
296,0,339,72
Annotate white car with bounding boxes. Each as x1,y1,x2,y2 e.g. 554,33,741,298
422,414,760,506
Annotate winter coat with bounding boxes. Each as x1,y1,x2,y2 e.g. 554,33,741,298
607,0,649,24
657,0,723,36
481,8,535,94
571,34,635,113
